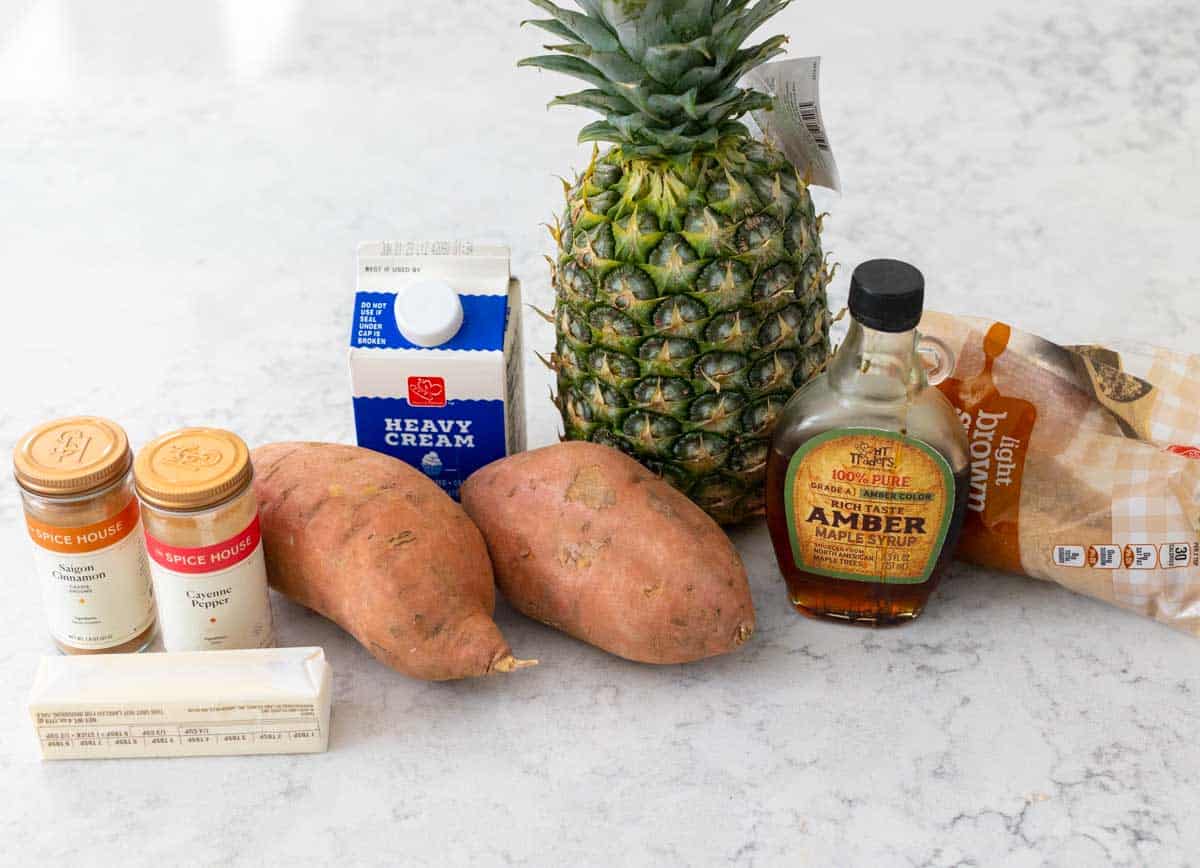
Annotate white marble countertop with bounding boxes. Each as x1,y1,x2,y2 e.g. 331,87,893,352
2,1,1198,865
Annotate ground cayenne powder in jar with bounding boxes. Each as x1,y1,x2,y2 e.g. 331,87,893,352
14,416,157,654
133,427,273,652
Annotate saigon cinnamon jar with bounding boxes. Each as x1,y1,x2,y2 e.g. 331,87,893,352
14,416,157,654
133,427,274,652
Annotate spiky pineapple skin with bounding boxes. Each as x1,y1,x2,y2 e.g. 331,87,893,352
551,138,832,525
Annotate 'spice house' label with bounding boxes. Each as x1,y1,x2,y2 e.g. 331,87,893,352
349,242,526,499
144,515,273,652
783,429,955,584
25,497,156,650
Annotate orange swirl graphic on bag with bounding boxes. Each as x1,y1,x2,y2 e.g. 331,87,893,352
938,322,1037,573
25,497,141,554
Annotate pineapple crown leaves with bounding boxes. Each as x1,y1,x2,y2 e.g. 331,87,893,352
520,0,791,160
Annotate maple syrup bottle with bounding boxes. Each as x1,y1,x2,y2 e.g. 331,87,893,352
766,260,970,625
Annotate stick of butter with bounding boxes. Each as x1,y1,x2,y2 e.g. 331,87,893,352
29,646,332,760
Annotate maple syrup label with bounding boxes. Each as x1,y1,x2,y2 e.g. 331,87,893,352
783,429,955,584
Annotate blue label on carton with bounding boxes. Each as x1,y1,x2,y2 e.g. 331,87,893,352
352,397,507,500
351,293,509,351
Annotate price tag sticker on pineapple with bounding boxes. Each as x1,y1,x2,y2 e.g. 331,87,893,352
746,56,841,192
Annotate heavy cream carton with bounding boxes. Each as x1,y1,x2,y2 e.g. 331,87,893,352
349,241,525,499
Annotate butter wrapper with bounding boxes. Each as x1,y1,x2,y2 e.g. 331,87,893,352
29,646,332,760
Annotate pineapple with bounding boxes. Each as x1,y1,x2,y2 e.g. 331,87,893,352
522,0,832,525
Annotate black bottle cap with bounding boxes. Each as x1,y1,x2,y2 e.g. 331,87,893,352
848,259,925,333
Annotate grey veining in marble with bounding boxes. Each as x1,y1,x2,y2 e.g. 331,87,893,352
1,1,1198,865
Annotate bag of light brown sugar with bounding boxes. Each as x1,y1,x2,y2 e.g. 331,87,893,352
919,312,1200,636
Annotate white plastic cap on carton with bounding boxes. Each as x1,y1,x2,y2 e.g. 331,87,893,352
394,279,464,347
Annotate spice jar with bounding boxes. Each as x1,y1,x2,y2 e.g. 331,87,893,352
14,416,157,654
134,427,273,652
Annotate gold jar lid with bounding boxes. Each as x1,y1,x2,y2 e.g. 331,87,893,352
14,416,132,496
134,427,253,511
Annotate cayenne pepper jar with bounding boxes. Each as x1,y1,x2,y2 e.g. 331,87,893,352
14,416,157,654
133,427,274,652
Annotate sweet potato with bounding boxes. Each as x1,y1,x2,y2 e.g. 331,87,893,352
251,442,533,681
461,442,756,664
